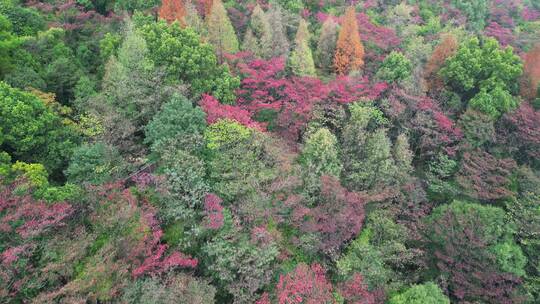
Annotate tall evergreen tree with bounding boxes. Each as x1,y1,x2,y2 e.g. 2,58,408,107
266,2,290,58
246,4,273,58
184,0,207,36
287,19,316,76
334,6,364,75
206,0,239,60
316,18,339,73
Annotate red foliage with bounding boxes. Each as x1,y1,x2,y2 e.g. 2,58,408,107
501,102,540,160
521,7,540,21
392,89,462,158
456,150,516,202
338,273,375,304
228,53,387,141
0,181,73,241
484,22,514,46
276,263,334,304
292,175,366,253
201,94,265,131
256,292,271,304
203,193,224,230
356,13,401,50
428,208,523,304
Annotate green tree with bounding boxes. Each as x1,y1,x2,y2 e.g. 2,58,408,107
393,133,413,184
287,19,316,76
388,282,450,304
246,4,273,58
144,94,206,152
440,37,522,118
0,82,79,174
451,0,488,31
65,142,126,185
316,18,339,73
204,120,276,201
266,2,290,58
0,14,23,78
206,0,239,59
300,128,342,178
376,51,412,83
136,16,239,103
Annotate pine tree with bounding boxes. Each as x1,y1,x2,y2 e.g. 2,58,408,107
334,6,364,75
206,0,239,59
248,4,273,58
158,0,186,26
266,2,290,58
242,28,259,53
316,18,339,73
185,0,207,36
287,19,316,76
521,43,540,100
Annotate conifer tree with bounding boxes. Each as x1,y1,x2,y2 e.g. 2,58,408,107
201,0,213,18
266,2,290,58
334,6,364,75
521,43,540,100
206,0,239,59
316,18,339,73
287,19,316,76
247,4,273,58
242,28,259,53
158,0,186,26
184,0,207,36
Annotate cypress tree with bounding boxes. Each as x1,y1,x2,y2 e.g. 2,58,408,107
287,19,316,76
206,0,239,59
316,18,339,73
334,6,364,75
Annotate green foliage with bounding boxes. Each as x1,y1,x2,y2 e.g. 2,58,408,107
287,19,316,76
458,108,495,148
65,142,126,185
440,37,522,118
300,128,342,178
451,0,488,31
376,51,412,82
144,94,206,151
0,81,79,174
388,282,450,304
136,17,239,103
204,120,276,201
0,14,24,78
206,0,239,57
316,18,339,73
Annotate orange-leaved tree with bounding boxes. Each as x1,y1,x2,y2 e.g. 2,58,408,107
425,33,458,91
158,0,186,26
334,6,364,75
521,44,540,100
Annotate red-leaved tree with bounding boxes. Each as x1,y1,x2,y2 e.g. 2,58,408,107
276,263,334,304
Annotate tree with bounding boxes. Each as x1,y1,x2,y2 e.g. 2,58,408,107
0,14,23,78
458,108,495,149
266,3,289,58
334,6,364,75
158,0,186,25
65,142,126,185
0,82,79,174
184,0,207,36
287,19,316,76
136,17,239,103
521,44,540,100
206,0,239,59
425,33,458,91
388,283,450,304
451,0,489,31
425,201,526,303
245,4,273,58
440,37,522,118
275,263,334,304
299,128,342,194
144,93,207,152
337,273,375,304
316,18,339,73
376,51,412,83
501,102,540,164
456,149,516,202
393,133,413,184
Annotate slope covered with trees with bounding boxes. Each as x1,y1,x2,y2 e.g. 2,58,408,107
0,0,539,303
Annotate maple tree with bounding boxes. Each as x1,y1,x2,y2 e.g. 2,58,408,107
158,0,186,26
334,6,364,75
275,263,334,304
